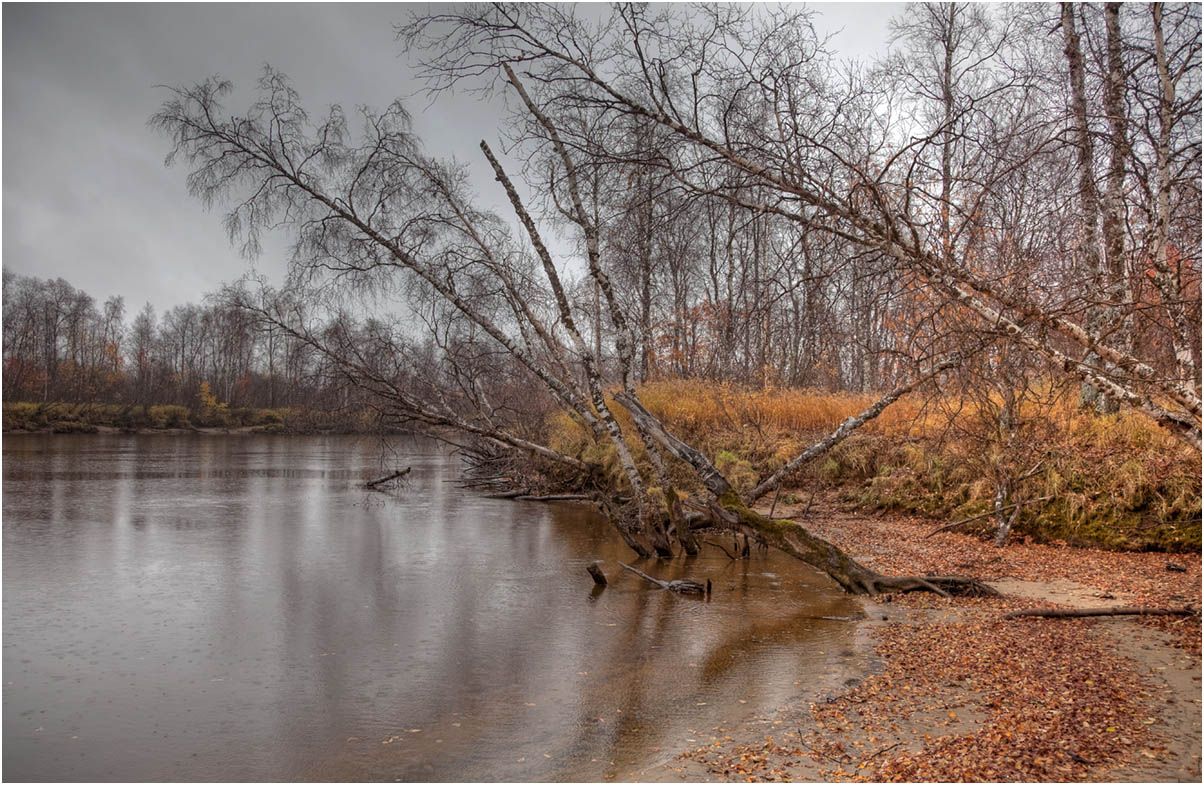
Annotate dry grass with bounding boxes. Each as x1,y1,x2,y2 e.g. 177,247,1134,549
636,379,919,435
546,379,1201,551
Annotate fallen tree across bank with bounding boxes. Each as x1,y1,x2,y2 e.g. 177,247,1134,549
613,391,1000,598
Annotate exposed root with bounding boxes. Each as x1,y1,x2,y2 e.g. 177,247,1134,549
865,574,1001,598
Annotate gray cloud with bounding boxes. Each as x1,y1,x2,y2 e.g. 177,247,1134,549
3,2,898,313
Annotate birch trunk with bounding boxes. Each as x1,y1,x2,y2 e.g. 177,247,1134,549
1062,3,1111,412
745,358,958,503
613,391,996,597
1148,3,1198,387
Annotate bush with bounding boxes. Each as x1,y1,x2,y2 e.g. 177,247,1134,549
147,405,190,429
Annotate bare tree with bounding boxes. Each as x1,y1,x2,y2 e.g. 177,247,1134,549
400,2,1200,447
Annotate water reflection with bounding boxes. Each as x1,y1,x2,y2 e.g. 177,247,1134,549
4,434,857,781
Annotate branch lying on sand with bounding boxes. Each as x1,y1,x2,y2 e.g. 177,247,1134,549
1003,605,1199,620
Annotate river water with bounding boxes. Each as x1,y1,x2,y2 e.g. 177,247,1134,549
3,434,858,781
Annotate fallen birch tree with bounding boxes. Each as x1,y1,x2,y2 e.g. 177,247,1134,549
157,2,1198,596
156,64,996,596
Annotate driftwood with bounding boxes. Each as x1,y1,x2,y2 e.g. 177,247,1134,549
363,467,411,489
484,489,528,499
925,496,1055,538
1003,605,1199,620
618,562,707,595
586,561,608,586
514,493,595,502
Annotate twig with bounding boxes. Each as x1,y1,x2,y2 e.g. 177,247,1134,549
802,485,819,518
863,741,902,761
799,735,850,765
1017,457,1047,482
703,539,739,560
363,467,411,489
925,495,1055,537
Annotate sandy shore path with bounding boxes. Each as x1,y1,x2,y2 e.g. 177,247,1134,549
648,506,1201,782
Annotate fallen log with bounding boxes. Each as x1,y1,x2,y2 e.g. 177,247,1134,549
1003,605,1199,620
484,489,528,499
363,467,411,489
617,562,707,595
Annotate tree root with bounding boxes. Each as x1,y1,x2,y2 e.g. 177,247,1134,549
859,574,1001,598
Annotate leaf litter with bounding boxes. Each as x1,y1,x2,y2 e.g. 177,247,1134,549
676,503,1200,782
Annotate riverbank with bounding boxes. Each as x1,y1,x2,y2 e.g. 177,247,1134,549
1,402,396,435
547,380,1202,552
659,500,1201,782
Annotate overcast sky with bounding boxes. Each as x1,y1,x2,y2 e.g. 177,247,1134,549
3,2,902,315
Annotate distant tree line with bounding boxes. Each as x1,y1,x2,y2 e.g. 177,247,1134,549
1,270,351,410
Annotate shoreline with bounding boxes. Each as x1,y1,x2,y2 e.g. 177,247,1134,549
2,424,408,437
653,505,1201,782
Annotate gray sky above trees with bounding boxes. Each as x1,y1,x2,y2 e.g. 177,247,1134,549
3,2,900,313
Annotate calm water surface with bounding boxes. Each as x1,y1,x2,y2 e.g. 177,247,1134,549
3,434,857,781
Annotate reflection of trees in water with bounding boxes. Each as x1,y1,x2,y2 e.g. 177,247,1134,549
563,556,856,777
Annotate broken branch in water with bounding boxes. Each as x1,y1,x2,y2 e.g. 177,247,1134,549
586,561,608,586
617,562,707,595
513,493,595,502
483,489,528,499
363,467,411,489
703,539,739,560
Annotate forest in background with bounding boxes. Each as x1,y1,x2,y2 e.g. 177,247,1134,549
3,265,1198,552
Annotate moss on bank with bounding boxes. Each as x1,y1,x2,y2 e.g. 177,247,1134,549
835,431,1200,553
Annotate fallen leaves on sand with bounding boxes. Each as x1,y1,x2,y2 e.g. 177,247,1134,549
678,504,1199,782
683,610,1161,781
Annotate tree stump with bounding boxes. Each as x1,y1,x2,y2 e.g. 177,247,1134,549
586,561,608,586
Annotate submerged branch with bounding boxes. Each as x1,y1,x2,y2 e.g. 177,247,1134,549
363,467,412,488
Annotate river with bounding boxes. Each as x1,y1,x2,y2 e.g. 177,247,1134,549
3,434,858,781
